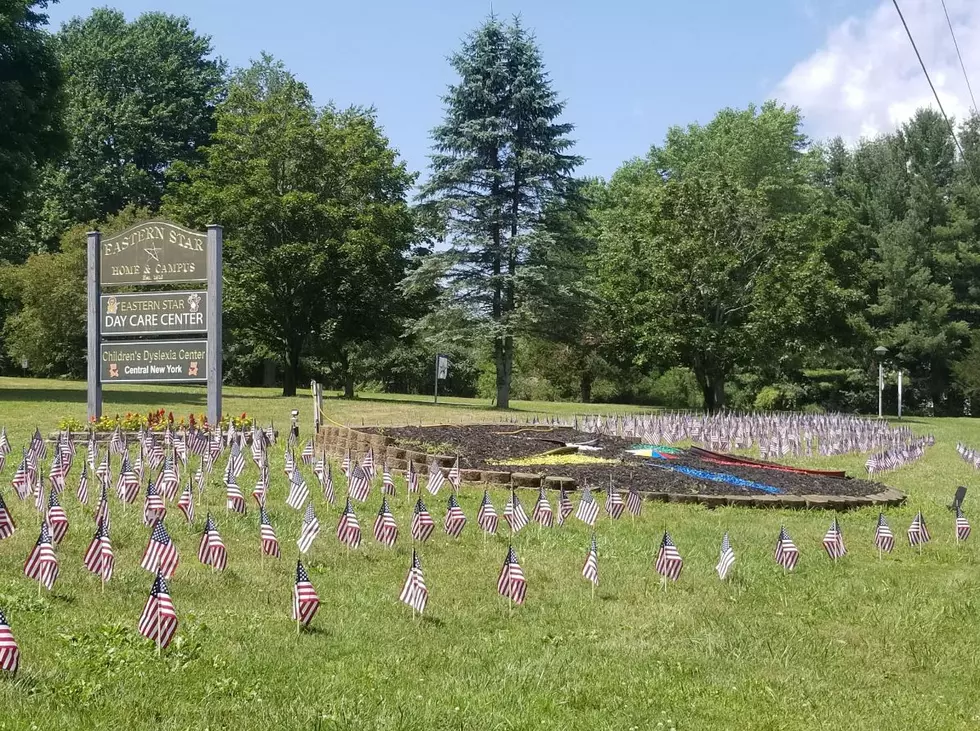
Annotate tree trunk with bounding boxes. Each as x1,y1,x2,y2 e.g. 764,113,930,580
694,358,726,414
580,371,593,404
340,350,355,399
495,335,512,409
282,354,299,398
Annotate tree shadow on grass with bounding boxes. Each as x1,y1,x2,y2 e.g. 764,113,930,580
329,394,497,411
0,387,208,407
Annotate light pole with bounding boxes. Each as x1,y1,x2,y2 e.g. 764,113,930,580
874,346,888,418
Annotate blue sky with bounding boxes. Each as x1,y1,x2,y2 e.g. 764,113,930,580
48,0,980,181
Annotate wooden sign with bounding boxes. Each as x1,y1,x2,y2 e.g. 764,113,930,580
99,220,207,285
100,340,208,383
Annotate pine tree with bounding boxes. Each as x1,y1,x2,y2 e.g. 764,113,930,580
420,17,581,408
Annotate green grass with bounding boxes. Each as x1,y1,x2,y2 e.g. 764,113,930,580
1,379,980,730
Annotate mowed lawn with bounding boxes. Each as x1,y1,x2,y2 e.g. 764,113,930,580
1,378,980,730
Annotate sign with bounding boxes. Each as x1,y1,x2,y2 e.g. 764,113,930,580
101,291,207,336
436,354,450,380
100,340,208,383
100,220,207,285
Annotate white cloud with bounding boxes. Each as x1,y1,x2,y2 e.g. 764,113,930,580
776,0,980,142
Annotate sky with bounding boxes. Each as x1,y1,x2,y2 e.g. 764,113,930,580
46,0,980,181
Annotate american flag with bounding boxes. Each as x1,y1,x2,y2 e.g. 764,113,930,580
445,492,467,538
48,451,66,494
716,532,735,580
362,447,376,480
97,450,112,488
341,449,351,477
293,561,319,627
297,502,320,554
94,483,110,532
143,480,167,525
347,465,371,503
283,449,295,479
655,531,683,581
625,486,642,517
557,488,573,525
398,549,427,614
12,454,30,500
34,474,45,514
0,426,9,458
503,490,529,534
0,608,19,673
24,521,58,590
46,490,69,544
226,476,246,514
147,435,165,468
141,520,179,578
822,518,847,559
28,427,45,461
575,486,599,527
532,487,553,528
228,440,246,478
373,496,398,547
774,526,799,570
108,425,125,456
250,428,266,466
300,439,314,465
497,546,527,605
322,462,335,505
605,483,625,519
286,468,309,510
83,518,114,582
336,498,361,549
138,572,178,649
426,462,446,495
908,511,930,546
382,465,396,496
133,452,145,484
874,512,895,552
157,455,179,500
582,534,598,586
174,433,187,465
0,492,15,539
259,504,281,558
411,497,435,542
117,458,139,504
407,461,419,494
313,454,325,484
448,456,461,490
25,448,38,486
956,506,971,542
76,463,89,504
177,481,195,523
477,489,498,534
198,513,228,570
252,465,268,507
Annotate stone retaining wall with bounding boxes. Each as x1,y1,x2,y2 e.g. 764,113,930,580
316,424,906,510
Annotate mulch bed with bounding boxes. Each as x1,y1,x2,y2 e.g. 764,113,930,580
369,424,890,498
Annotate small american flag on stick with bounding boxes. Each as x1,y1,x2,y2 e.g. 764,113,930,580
382,465,395,496
347,465,371,503
908,511,930,547
177,481,195,523
46,490,69,544
503,489,529,534
143,480,167,526
141,520,179,579
76,463,89,505
625,486,642,517
198,513,227,571
407,461,419,494
259,504,281,558
444,492,467,538
24,521,59,590
411,497,435,542
0,492,15,539
138,572,178,650
655,531,683,582
322,462,335,505
336,498,361,549
575,486,599,527
605,483,624,519
557,488,573,525
426,462,446,495
399,549,427,615
955,506,971,542
822,518,847,560
874,512,894,553
286,468,309,510
497,545,527,605
774,526,799,571
373,496,398,547
297,502,320,554
293,561,319,628
582,534,598,587
83,519,114,583
0,608,19,673
477,489,498,534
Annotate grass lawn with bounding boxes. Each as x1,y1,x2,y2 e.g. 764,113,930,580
1,378,980,730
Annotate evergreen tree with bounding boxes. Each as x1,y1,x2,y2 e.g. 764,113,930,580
420,16,581,408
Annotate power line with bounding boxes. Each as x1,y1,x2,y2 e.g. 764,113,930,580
940,0,978,115
890,0,980,189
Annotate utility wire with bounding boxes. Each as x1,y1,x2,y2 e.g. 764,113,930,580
890,0,980,189
940,0,978,115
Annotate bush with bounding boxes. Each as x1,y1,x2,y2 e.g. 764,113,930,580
753,383,804,411
649,367,702,409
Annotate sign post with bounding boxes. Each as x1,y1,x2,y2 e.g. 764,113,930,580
89,219,222,424
87,231,102,419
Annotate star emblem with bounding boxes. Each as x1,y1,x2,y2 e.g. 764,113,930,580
144,241,163,263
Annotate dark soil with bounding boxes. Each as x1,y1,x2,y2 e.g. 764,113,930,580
370,424,889,498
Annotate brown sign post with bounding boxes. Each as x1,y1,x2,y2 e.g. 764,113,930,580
88,220,222,423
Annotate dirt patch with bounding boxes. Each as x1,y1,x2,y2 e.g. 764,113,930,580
368,424,893,498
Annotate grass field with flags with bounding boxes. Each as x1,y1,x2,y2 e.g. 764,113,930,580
1,377,980,730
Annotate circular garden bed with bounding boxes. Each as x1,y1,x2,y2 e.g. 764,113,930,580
316,424,906,510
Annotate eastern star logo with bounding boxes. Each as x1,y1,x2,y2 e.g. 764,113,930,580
144,241,163,263
187,292,201,313
108,363,119,378
188,361,199,377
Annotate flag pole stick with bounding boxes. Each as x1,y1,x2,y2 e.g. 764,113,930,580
156,612,162,657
